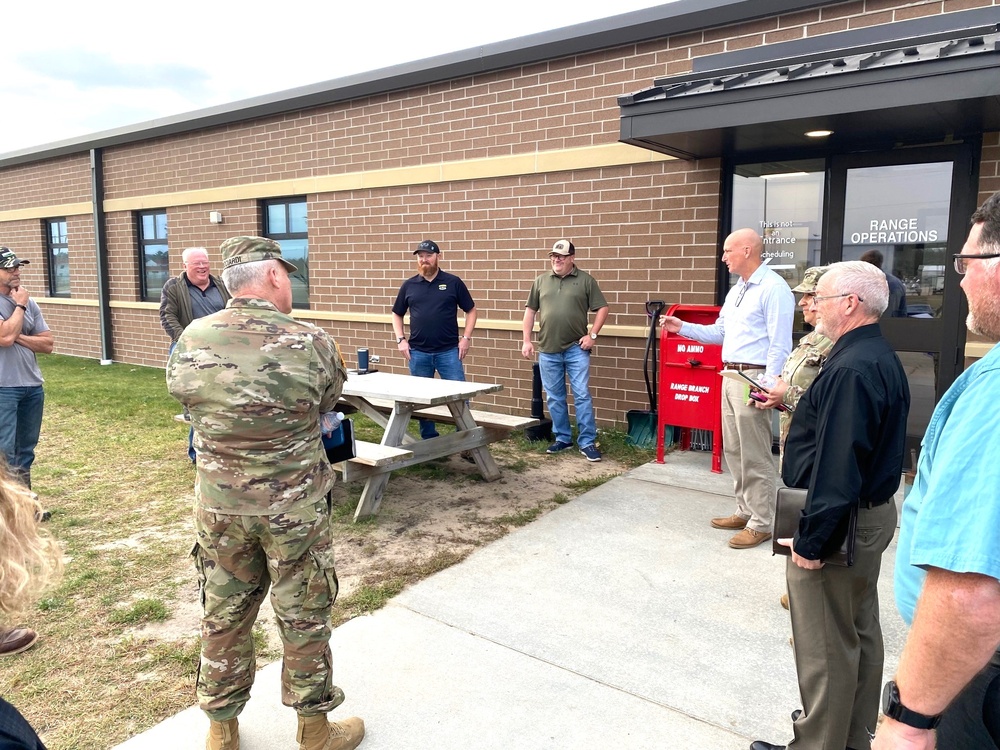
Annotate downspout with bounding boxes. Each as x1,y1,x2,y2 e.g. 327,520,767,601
91,147,114,364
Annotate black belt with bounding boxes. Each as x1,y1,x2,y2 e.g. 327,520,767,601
862,498,891,509
723,362,765,372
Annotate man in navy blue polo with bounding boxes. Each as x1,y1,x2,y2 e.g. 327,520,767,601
391,240,478,440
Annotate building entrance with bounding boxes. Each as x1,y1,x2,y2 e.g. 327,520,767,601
728,143,977,461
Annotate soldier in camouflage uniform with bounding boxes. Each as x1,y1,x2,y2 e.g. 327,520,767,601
166,237,365,750
753,266,834,457
754,266,833,612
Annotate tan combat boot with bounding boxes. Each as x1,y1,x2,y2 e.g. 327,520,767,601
296,713,365,750
206,717,240,750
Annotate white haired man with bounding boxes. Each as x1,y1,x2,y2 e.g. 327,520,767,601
752,260,909,750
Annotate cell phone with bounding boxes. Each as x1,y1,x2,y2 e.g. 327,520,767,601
736,370,792,413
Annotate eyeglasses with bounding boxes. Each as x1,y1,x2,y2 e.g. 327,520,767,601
953,253,1000,274
549,255,571,261
812,292,864,303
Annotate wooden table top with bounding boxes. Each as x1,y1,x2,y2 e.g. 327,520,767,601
343,371,502,406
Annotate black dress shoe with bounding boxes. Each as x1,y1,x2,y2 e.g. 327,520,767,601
750,742,786,750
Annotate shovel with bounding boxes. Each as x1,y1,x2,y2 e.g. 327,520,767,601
627,300,666,448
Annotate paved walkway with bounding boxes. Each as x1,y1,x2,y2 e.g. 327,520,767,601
115,450,908,750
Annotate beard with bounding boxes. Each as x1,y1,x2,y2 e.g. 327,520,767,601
967,301,1000,340
967,274,1000,339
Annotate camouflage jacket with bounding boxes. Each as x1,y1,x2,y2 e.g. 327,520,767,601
778,330,833,450
166,297,347,515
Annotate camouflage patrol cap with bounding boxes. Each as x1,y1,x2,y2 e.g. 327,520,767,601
220,236,297,272
0,247,29,269
791,266,828,293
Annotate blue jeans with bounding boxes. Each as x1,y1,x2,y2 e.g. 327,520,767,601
0,385,45,488
408,348,465,439
538,344,596,448
169,342,196,462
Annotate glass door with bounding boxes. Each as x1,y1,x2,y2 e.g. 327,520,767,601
825,146,976,460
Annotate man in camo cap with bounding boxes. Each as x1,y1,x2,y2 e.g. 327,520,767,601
754,266,834,457
166,236,364,750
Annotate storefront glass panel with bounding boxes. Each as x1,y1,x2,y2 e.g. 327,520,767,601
731,160,825,335
841,162,953,320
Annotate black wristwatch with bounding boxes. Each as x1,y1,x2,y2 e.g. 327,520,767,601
882,681,941,729
396,336,406,344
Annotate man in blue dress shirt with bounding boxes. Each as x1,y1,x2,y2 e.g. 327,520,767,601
661,228,794,549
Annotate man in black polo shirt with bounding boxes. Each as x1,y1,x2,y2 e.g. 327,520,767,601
392,240,477,440
752,260,909,750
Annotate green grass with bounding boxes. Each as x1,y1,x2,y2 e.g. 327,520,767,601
562,473,620,493
508,426,656,468
493,507,544,527
0,355,207,749
109,598,170,625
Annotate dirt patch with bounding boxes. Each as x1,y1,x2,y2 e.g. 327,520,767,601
133,446,626,652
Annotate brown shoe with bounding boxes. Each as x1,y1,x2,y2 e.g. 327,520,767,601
297,714,365,750
0,627,38,656
728,528,772,549
780,593,789,610
711,513,748,530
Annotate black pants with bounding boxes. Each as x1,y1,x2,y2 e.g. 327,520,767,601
0,698,46,750
936,651,1000,750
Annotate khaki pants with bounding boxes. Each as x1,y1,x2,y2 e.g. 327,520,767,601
720,372,776,533
786,499,897,750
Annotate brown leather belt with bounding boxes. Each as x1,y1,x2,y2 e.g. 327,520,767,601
723,362,766,372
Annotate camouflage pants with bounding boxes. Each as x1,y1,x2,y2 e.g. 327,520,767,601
191,498,344,721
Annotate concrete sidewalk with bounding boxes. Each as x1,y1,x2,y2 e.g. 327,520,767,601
115,450,907,750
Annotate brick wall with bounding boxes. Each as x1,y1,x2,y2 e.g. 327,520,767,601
0,154,90,209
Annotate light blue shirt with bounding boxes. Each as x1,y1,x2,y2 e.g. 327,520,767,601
895,342,1000,624
678,263,794,378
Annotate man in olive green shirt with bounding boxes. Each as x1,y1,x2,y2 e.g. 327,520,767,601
521,239,608,462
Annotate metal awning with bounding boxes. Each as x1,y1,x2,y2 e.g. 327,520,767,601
619,24,1000,159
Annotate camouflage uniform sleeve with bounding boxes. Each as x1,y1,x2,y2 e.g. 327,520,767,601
315,329,348,414
780,332,834,410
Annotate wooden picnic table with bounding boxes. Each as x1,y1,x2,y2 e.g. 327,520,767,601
338,371,536,521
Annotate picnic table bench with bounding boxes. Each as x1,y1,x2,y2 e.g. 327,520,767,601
333,371,537,521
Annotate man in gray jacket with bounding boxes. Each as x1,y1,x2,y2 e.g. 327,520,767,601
159,247,230,462
160,247,230,344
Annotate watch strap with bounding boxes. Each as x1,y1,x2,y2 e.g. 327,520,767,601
883,681,941,730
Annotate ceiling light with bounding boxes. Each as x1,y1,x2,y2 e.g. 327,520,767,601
805,130,833,138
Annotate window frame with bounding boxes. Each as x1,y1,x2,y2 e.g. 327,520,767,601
45,217,70,298
262,197,309,309
137,209,169,302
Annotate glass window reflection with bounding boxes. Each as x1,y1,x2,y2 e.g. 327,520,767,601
842,162,952,319
731,159,826,334
263,198,309,309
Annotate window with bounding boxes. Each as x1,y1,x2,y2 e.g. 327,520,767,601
46,218,70,298
730,159,826,335
138,209,169,302
263,198,308,308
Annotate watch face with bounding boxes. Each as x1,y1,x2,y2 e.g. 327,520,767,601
882,681,897,715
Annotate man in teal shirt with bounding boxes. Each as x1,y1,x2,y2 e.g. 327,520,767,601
874,191,1000,750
